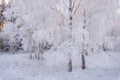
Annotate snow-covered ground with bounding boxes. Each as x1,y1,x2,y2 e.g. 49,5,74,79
0,52,120,80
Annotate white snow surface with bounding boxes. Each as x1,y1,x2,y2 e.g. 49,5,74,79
0,52,120,80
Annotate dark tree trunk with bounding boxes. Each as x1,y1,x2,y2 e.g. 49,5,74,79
38,43,41,59
102,43,108,51
82,55,86,69
67,0,73,72
68,59,72,72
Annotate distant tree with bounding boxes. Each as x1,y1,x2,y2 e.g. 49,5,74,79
32,30,53,59
0,0,7,32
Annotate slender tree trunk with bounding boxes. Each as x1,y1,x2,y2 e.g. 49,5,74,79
68,0,73,72
37,43,41,59
37,43,44,60
68,59,72,72
67,0,80,72
28,29,32,59
81,54,86,69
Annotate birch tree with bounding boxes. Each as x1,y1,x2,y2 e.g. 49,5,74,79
67,0,81,72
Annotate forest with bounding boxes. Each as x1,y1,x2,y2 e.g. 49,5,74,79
0,0,120,80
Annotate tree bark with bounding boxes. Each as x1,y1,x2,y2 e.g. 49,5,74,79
82,54,86,69
68,59,72,72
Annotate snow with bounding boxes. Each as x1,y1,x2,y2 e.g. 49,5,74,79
1,0,120,52
32,30,53,44
0,52,120,80
0,0,120,80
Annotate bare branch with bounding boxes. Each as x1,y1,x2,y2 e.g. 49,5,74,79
72,1,81,16
71,0,75,12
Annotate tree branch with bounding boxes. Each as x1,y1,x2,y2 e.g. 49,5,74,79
72,1,81,16
71,0,75,12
